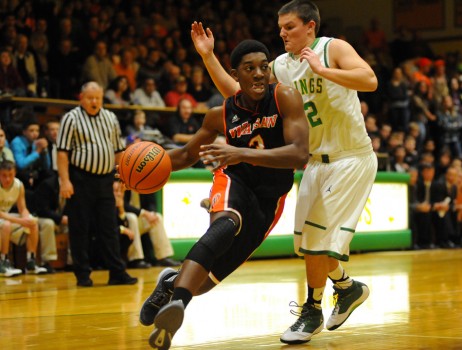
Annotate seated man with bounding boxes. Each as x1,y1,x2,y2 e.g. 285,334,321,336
113,181,150,269
124,190,181,267
0,221,23,277
0,160,47,274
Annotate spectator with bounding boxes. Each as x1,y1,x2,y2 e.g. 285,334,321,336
137,48,165,85
0,48,25,97
133,77,165,108
167,98,201,146
436,95,462,160
104,75,133,106
378,122,392,152
364,115,379,138
411,163,436,249
412,57,433,92
363,18,388,55
187,66,213,109
431,165,459,248
164,75,197,108
10,118,50,191
43,119,60,172
81,40,117,89
113,181,150,269
0,127,14,163
431,59,449,108
386,66,410,132
449,75,462,114
57,81,137,287
411,80,437,142
390,145,410,173
113,48,138,92
12,33,37,96
403,135,419,167
48,38,80,99
408,121,425,154
29,26,50,97
0,160,47,274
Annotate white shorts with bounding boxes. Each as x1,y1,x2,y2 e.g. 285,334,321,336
0,214,34,246
294,151,377,261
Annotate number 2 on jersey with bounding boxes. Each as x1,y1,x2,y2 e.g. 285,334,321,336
305,101,322,127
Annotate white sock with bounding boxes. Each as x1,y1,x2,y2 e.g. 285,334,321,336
328,264,353,289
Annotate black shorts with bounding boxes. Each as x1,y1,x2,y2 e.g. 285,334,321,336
208,169,287,283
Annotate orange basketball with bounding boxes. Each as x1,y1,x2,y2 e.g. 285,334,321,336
119,141,172,194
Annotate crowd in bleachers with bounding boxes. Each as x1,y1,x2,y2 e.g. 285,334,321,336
1,0,462,262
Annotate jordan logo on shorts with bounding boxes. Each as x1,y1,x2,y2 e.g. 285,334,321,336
326,185,332,193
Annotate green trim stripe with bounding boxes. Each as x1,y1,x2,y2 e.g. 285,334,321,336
310,37,320,49
305,221,326,230
324,38,333,67
298,248,349,262
340,227,355,233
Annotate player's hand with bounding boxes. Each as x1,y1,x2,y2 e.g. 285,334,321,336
199,143,242,171
299,47,323,74
191,21,215,58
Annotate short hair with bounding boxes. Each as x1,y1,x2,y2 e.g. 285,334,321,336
0,160,16,171
22,117,39,130
278,0,321,34
230,40,270,69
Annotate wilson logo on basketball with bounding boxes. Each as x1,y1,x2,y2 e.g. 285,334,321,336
124,144,139,166
136,147,162,173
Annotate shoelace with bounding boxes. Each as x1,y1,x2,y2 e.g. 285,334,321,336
288,301,312,329
147,284,173,308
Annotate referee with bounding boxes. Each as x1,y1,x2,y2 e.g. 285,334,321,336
57,81,137,287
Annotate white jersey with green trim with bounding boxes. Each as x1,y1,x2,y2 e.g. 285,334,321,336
0,178,22,213
273,36,372,158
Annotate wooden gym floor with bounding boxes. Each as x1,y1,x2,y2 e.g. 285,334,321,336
1,249,462,350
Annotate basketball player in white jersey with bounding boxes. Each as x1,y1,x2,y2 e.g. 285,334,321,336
191,0,378,344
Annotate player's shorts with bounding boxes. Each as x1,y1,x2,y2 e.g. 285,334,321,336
294,151,377,261
0,214,34,246
207,169,287,283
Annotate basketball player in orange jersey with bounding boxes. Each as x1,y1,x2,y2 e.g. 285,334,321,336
137,40,309,350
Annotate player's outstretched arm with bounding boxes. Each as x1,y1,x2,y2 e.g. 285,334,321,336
191,21,239,98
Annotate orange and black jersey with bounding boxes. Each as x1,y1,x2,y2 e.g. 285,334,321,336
222,83,294,198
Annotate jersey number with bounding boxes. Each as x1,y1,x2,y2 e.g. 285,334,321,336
305,101,322,127
249,135,265,149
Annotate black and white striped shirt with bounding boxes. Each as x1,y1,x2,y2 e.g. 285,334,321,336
57,106,125,175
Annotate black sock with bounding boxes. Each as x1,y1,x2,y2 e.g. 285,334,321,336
172,287,193,307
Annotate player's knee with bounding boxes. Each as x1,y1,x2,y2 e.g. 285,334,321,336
185,216,238,270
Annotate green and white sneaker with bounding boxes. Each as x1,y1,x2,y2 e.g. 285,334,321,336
26,259,47,275
0,259,22,277
149,300,185,350
280,302,324,344
326,280,369,331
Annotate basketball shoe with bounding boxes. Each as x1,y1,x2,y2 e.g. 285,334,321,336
280,302,324,344
26,258,47,274
326,280,370,330
0,259,22,277
140,267,178,326
149,300,184,350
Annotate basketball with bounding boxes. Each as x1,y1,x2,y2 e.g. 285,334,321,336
118,141,172,194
